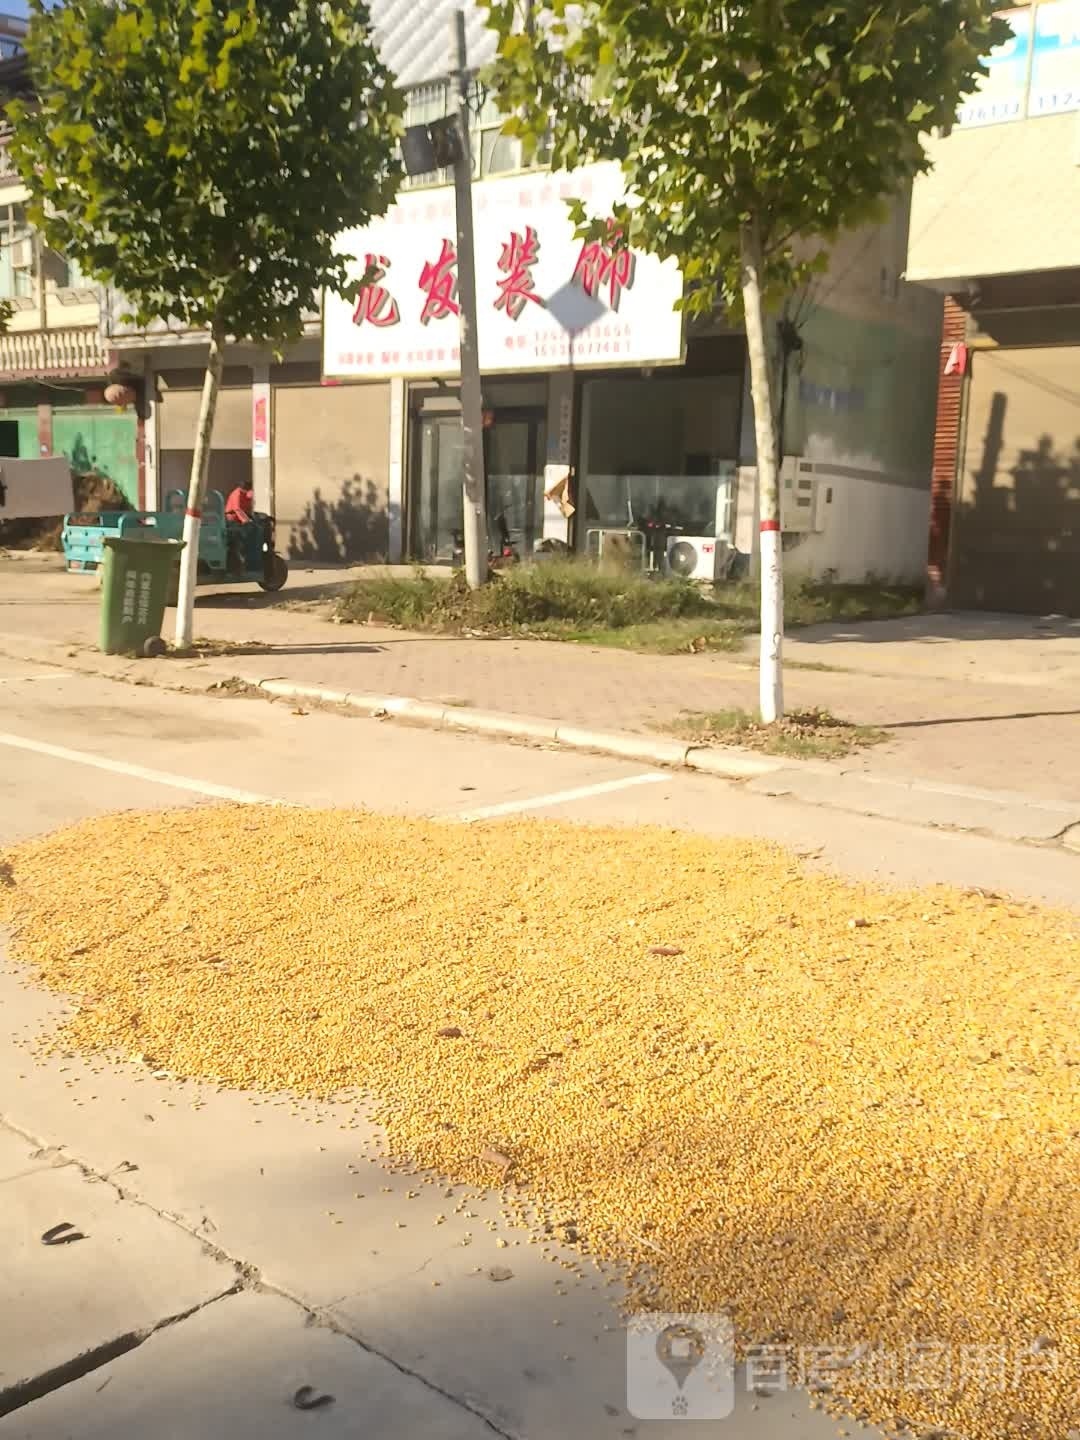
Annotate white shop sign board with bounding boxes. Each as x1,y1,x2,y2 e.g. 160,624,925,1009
323,162,685,380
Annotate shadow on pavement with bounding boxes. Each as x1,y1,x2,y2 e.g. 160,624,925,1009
795,612,1080,647
193,642,383,658
878,705,1080,732
193,582,354,610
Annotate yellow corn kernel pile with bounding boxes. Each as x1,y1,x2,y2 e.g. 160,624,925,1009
2,806,1078,1440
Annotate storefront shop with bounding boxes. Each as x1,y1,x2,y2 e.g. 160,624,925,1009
407,376,549,564
393,352,744,565
324,161,748,567
575,346,744,570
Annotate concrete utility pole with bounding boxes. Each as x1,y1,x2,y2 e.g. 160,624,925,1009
450,7,488,588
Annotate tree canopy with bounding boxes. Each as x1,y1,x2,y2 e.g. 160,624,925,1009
9,0,403,344
483,0,1006,315
483,0,1006,723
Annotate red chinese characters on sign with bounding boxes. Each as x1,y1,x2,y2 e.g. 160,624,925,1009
572,223,636,312
495,225,543,321
419,238,460,324
352,254,400,328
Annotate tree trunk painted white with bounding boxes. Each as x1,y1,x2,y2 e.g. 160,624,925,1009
740,225,784,724
173,321,226,651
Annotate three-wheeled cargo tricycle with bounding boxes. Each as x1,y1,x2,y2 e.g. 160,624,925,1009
62,488,289,593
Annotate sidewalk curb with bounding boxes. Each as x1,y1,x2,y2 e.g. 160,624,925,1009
196,675,1080,845
4,635,1080,850
250,678,776,779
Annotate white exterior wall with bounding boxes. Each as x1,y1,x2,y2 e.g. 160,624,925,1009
782,470,931,584
735,194,941,584
734,463,930,584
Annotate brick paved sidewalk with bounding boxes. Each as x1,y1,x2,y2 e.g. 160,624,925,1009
2,556,1077,803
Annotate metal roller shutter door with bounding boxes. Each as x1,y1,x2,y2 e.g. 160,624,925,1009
952,346,1080,615
273,383,390,563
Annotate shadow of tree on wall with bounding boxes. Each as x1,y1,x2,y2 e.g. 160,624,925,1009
287,474,388,565
954,389,1080,615
68,434,94,474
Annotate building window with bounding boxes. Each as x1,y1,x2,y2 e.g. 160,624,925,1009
0,203,34,300
401,80,551,189
0,203,87,305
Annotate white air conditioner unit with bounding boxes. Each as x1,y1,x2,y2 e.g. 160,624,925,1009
585,526,647,570
666,535,734,582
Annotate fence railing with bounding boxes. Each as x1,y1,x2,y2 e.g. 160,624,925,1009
0,325,110,378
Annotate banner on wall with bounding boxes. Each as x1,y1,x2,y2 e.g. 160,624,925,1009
251,384,270,460
955,6,1033,127
955,0,1080,127
1030,0,1080,115
323,162,685,381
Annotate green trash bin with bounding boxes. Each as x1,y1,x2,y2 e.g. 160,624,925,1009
99,536,185,657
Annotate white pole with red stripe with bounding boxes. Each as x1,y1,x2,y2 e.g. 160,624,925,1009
740,222,784,723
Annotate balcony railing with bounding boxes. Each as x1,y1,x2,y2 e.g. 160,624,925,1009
0,325,110,378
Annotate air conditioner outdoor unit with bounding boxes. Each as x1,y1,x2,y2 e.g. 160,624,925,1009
585,527,647,570
666,535,734,582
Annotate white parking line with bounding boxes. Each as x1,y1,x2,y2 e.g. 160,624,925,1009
0,730,279,806
453,771,668,823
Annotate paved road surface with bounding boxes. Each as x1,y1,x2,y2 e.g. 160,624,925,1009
1,653,1077,1438
4,553,1080,802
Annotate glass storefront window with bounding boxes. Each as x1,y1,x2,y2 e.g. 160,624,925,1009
578,375,742,569
410,405,546,563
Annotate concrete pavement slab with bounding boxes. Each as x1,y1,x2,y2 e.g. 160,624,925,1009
0,1290,496,1440
0,659,650,839
328,1232,846,1440
748,767,1080,842
0,1125,236,1415
0,967,879,1440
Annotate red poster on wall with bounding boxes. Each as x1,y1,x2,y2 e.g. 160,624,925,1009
252,387,270,458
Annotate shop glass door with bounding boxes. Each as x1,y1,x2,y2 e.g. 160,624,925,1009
411,407,547,563
413,414,466,563
485,411,546,559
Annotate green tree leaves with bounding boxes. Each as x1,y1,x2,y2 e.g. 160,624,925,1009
481,0,1007,316
481,0,1008,717
9,0,404,345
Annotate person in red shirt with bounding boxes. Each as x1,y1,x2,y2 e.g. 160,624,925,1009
225,479,254,524
225,479,256,574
